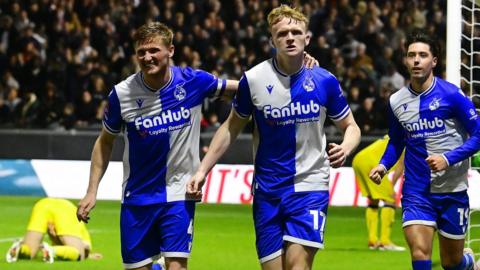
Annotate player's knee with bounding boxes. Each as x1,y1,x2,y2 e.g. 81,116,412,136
440,253,464,269
165,257,187,270
411,248,430,261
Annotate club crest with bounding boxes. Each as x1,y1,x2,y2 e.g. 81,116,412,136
429,97,440,111
174,84,186,101
303,75,315,92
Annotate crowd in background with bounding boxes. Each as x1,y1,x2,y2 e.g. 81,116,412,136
0,0,466,135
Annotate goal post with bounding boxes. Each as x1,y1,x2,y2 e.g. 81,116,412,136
446,0,462,87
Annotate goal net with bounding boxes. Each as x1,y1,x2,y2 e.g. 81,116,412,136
458,1,480,169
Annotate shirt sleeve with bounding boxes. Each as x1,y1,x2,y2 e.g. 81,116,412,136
325,75,350,121
379,102,406,170
443,90,480,165
194,69,226,99
232,74,253,118
103,88,122,134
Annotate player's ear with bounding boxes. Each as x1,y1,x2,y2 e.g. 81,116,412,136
305,30,312,46
168,45,175,58
269,37,275,48
432,56,437,68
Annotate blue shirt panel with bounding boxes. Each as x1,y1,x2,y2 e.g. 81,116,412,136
104,66,221,205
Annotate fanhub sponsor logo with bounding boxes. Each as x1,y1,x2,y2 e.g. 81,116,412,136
263,100,320,119
134,107,191,133
402,117,444,132
402,117,446,138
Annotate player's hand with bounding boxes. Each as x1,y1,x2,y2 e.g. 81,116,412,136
369,165,387,185
304,52,319,69
77,193,97,223
426,154,448,172
186,171,206,200
328,143,347,168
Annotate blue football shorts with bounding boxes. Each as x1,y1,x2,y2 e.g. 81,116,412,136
253,191,329,263
402,191,469,239
120,201,195,269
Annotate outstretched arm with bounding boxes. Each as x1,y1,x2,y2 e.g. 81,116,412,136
329,112,361,168
77,129,115,223
187,110,250,196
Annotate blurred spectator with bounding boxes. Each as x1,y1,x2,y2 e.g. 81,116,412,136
0,0,449,135
60,102,76,130
16,91,40,128
380,64,405,90
373,83,395,132
37,81,65,129
3,87,21,121
75,90,96,127
356,97,376,135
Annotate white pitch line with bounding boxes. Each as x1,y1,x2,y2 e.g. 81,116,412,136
0,237,19,243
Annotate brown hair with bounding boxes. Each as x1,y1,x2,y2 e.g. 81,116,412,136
405,28,440,58
133,22,173,47
267,5,308,32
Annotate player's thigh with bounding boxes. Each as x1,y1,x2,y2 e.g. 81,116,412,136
402,194,436,259
283,192,329,250
352,159,374,197
402,193,437,228
253,196,283,263
433,191,469,240
26,199,50,233
158,201,195,258
433,192,469,266
284,242,316,269
120,204,163,267
260,256,282,270
403,225,435,260
50,198,85,237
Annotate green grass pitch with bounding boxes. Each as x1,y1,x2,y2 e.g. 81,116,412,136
1,196,479,269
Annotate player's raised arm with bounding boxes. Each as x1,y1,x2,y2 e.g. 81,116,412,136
77,128,115,223
329,112,361,168
187,110,250,196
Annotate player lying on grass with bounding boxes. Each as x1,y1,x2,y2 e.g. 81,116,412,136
6,198,102,263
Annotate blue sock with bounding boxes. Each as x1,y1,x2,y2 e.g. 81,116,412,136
412,260,432,270
443,252,475,270
152,263,163,270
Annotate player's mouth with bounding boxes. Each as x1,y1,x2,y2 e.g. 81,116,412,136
143,62,157,69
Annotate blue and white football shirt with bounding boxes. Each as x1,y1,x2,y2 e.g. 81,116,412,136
233,58,350,198
104,66,226,205
380,77,480,194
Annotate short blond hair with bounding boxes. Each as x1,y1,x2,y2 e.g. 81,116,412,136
267,5,309,31
133,22,173,47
